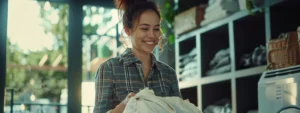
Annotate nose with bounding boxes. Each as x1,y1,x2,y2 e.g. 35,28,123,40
147,29,155,38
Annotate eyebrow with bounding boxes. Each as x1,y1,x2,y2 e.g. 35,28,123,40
139,24,160,27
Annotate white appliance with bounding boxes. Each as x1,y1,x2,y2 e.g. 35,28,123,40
258,65,300,113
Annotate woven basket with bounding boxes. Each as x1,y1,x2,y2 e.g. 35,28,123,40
267,32,300,70
174,5,205,36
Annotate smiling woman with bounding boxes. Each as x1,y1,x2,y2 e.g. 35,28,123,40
93,0,182,113
127,10,161,54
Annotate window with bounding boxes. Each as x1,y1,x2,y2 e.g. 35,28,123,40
6,0,69,112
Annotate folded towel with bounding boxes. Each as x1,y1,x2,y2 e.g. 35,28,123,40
178,66,197,74
201,10,232,26
179,48,198,68
179,73,198,81
206,64,231,76
189,48,197,56
204,4,238,20
181,56,196,67
212,56,231,69
184,61,198,70
201,0,239,26
180,62,197,77
203,99,232,113
181,69,198,78
206,0,239,13
209,48,230,67
179,53,191,61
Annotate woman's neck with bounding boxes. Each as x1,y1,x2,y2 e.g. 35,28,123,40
132,48,151,66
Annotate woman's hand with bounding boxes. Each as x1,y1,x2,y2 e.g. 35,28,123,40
111,92,136,113
122,92,136,105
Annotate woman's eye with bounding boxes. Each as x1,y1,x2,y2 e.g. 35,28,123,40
154,29,160,31
141,28,148,31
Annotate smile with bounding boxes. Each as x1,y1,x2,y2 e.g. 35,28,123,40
144,41,157,45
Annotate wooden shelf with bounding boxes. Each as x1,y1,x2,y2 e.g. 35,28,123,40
200,72,232,85
177,31,198,42
200,24,230,78
179,78,200,89
202,80,232,110
179,66,265,88
175,0,293,112
235,65,266,78
178,8,261,39
233,11,266,70
177,0,284,39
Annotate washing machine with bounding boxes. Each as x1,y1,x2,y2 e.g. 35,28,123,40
258,65,300,113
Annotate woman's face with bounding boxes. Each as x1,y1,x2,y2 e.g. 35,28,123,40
126,10,161,54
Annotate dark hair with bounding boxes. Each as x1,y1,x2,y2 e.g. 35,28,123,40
115,0,161,29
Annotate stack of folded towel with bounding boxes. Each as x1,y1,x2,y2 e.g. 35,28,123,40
203,99,232,113
179,48,198,81
201,0,239,26
206,48,231,76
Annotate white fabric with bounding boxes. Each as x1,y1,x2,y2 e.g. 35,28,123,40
123,88,202,113
201,10,231,26
201,0,239,26
206,0,239,13
204,5,238,20
106,110,112,113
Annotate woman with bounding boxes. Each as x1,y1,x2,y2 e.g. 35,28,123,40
93,0,181,113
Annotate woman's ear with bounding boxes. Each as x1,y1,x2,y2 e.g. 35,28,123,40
124,27,131,36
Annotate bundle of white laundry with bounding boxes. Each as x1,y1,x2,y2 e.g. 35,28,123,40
201,0,239,26
123,88,202,113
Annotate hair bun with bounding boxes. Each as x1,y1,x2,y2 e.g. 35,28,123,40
115,0,147,10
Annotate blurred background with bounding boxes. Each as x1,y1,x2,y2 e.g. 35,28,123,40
1,0,299,113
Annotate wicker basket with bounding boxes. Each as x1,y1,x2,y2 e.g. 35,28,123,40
174,5,205,36
267,32,300,70
298,26,300,51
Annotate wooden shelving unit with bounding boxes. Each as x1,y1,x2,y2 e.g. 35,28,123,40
175,0,300,112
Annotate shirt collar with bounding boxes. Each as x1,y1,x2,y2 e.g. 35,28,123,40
120,48,158,67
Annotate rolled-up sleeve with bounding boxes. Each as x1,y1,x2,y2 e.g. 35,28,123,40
93,61,114,113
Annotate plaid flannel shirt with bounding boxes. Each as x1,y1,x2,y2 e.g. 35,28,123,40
93,48,181,113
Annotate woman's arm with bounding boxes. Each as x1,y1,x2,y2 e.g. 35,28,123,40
94,60,135,113
94,61,114,113
169,70,182,98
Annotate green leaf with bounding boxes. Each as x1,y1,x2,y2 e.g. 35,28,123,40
168,34,175,45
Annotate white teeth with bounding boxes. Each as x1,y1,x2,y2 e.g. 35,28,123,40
145,42,154,44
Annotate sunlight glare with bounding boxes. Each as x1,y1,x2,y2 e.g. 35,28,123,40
7,0,55,53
